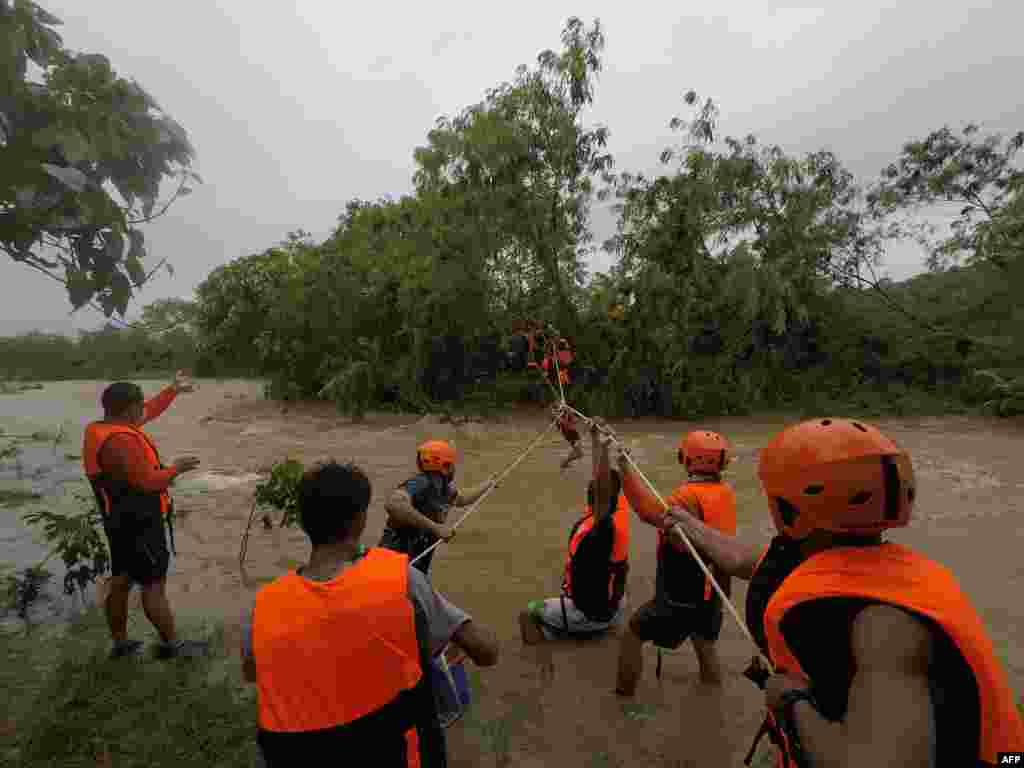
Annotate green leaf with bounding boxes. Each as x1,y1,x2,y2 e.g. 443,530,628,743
41,163,86,192
125,254,146,286
105,229,124,263
58,130,93,165
110,272,132,316
66,268,92,309
127,229,145,262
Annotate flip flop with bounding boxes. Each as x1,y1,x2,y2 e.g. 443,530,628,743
109,639,144,659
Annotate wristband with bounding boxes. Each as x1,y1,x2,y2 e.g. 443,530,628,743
774,687,816,718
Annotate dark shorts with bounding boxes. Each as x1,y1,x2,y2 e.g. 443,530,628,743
104,519,169,586
629,597,724,648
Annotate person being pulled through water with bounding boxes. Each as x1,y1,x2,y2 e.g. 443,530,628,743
543,336,583,470
654,417,1024,766
519,417,630,643
382,439,499,577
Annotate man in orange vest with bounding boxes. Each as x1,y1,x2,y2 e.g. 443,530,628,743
83,371,208,660
615,429,737,693
633,418,1024,766
241,461,499,767
520,419,630,643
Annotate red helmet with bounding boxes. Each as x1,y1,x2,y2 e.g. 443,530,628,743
678,431,730,474
758,418,915,540
417,440,456,477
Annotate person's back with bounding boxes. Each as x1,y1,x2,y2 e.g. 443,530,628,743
254,548,439,763
244,461,499,768
520,422,629,643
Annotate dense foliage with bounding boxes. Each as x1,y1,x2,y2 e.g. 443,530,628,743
1,1,199,317
3,13,1022,417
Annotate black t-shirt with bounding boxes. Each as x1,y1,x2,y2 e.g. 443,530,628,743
379,472,458,559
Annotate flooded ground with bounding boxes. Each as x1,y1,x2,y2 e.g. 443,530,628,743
2,380,1022,765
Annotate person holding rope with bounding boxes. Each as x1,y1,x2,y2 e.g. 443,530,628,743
83,372,209,660
637,418,1024,766
613,429,737,693
519,418,630,643
241,460,499,768
382,439,500,576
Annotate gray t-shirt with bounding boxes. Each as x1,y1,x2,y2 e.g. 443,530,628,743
240,553,471,663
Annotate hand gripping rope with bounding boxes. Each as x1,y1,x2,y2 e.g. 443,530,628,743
409,412,565,568
545,329,774,674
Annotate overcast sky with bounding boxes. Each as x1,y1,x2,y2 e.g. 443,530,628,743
4,1,1023,335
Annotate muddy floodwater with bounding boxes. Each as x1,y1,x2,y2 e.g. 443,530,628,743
2,379,1022,765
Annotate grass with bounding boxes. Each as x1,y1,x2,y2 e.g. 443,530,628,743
0,609,258,768
0,488,42,508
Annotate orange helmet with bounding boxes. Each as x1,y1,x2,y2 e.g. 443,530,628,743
758,418,915,540
416,440,457,477
678,430,730,474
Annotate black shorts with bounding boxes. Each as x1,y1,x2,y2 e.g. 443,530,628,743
104,519,170,586
629,596,724,648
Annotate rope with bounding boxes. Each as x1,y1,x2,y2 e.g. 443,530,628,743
560,402,774,672
410,410,565,567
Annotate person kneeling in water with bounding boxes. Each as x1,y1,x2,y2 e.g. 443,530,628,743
615,430,737,692
241,461,499,768
660,418,1023,766
520,419,630,643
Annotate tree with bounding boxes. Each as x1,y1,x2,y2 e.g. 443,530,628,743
413,17,613,338
0,1,200,318
868,124,1024,272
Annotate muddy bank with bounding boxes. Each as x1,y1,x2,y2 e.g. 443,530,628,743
120,381,1024,766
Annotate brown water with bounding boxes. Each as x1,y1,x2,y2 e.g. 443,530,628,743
7,380,1024,765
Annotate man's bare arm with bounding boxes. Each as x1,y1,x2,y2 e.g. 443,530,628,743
667,506,761,580
453,478,497,507
779,604,935,767
385,490,442,534
452,620,499,667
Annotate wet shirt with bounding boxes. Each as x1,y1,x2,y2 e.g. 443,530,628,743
241,549,471,663
379,472,458,561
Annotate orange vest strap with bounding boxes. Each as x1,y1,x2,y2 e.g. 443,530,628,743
764,544,1024,762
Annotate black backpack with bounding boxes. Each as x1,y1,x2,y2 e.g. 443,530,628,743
566,512,617,622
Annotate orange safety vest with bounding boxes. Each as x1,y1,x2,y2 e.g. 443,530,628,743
82,421,171,531
659,482,736,604
253,548,443,767
762,543,1024,765
562,494,630,598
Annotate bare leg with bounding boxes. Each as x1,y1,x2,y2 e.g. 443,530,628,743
616,627,645,696
140,579,177,644
105,575,133,644
692,636,722,685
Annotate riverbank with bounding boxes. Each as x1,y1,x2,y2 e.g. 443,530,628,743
2,379,1023,765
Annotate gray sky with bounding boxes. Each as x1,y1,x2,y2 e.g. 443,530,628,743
4,1,1023,335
